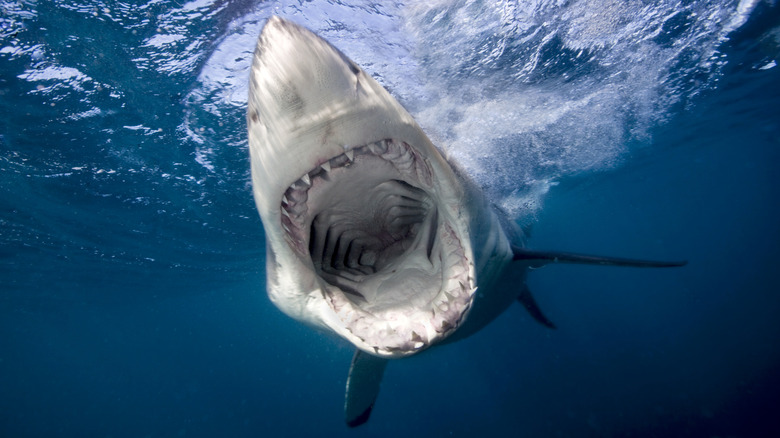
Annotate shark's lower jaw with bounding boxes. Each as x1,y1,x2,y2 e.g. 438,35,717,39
280,139,474,357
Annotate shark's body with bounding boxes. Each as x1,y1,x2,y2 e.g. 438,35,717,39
248,17,685,427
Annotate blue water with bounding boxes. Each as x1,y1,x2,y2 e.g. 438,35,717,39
2,1,779,436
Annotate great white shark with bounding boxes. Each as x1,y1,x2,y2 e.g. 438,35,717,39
247,16,686,427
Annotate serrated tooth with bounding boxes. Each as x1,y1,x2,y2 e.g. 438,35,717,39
320,161,331,172
381,140,403,159
345,149,354,162
439,320,453,332
330,154,349,168
292,175,310,190
443,278,461,295
287,201,307,216
282,194,289,205
286,189,307,204
368,141,387,155
355,145,370,156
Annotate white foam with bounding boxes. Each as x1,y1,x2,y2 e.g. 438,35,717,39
183,0,761,216
401,0,759,220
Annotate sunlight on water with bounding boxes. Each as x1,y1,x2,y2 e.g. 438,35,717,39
0,0,768,272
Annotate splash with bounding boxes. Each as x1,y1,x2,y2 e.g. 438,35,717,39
180,0,760,221
401,0,760,218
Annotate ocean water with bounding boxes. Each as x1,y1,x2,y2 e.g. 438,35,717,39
1,0,779,436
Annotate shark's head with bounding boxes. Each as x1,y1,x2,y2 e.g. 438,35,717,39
247,17,480,358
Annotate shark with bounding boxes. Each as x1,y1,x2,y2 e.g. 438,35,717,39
247,16,686,427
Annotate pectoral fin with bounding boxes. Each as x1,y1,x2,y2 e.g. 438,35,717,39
512,246,685,328
517,285,557,329
512,245,687,268
345,350,388,427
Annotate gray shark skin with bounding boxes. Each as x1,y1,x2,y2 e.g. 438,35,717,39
247,16,685,427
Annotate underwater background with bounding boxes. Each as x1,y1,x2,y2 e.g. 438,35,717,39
2,0,779,436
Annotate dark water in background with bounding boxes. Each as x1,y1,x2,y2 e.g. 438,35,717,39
1,1,779,436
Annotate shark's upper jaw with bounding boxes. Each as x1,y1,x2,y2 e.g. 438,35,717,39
280,138,474,356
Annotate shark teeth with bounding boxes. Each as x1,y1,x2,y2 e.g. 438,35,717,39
324,220,473,355
279,139,472,356
280,138,434,253
291,177,310,190
329,154,350,169
367,141,387,155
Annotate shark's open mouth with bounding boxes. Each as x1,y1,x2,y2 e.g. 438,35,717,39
279,139,474,355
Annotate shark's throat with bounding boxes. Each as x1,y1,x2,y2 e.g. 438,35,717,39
310,178,436,303
279,139,473,356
